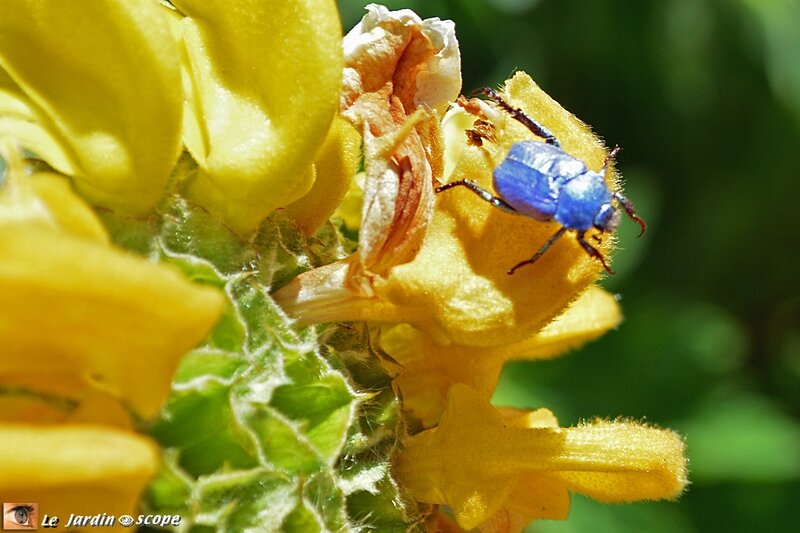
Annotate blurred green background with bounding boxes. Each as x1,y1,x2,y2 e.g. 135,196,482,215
339,1,800,531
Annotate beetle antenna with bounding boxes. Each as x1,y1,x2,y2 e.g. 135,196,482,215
613,191,646,237
473,87,562,148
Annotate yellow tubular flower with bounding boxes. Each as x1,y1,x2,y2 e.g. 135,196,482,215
174,0,344,234
395,385,688,531
381,285,621,426
0,0,182,214
0,424,158,529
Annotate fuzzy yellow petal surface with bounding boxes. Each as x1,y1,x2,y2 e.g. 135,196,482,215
378,72,616,346
557,421,688,503
0,0,182,214
396,385,688,529
0,424,158,529
381,323,502,426
499,285,622,360
382,286,620,426
177,0,343,233
284,116,361,234
0,225,224,419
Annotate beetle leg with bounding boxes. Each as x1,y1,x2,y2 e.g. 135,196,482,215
576,230,615,274
507,226,568,275
613,192,646,236
435,179,517,214
473,87,562,148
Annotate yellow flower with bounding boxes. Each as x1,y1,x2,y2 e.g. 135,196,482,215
395,385,688,530
1,0,346,234
284,116,362,234
275,70,617,348
381,285,622,426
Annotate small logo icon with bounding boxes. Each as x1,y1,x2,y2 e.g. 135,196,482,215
2,503,38,530
117,515,134,528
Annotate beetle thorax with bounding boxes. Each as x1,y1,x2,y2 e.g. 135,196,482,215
553,172,614,231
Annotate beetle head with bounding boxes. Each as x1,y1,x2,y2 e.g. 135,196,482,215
593,202,621,232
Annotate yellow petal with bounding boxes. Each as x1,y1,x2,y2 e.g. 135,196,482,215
496,284,622,360
284,116,361,234
381,286,620,426
0,146,108,242
176,0,343,233
334,171,366,231
0,0,182,213
27,173,110,243
395,385,688,530
0,424,158,525
557,421,689,503
0,224,224,419
0,146,55,228
0,69,73,174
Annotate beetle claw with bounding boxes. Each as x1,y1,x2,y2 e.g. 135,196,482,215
577,231,615,275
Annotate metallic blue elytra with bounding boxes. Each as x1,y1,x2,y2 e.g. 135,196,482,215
493,141,609,228
435,87,645,275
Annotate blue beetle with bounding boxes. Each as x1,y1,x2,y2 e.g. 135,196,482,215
435,87,644,275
